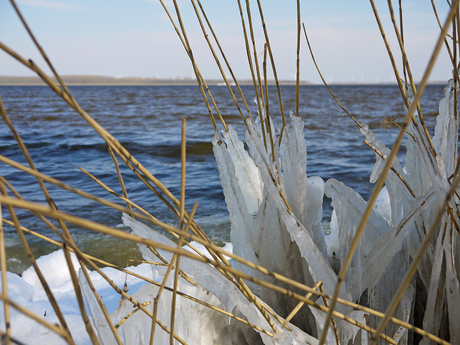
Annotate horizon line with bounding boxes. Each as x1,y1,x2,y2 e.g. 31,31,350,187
0,75,447,86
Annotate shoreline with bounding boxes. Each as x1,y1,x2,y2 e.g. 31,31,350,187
0,75,447,86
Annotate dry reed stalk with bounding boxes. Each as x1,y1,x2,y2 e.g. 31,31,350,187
0,206,11,345
170,120,190,344
235,0,262,118
237,0,270,152
283,280,322,326
244,0,265,106
0,331,24,345
115,301,151,329
107,144,132,213
77,167,155,219
319,284,340,345
302,24,418,200
368,0,413,119
190,0,248,124
431,0,460,86
318,0,460,340
254,0,286,128
62,244,100,345
196,0,255,123
77,257,124,344
0,184,72,340
170,0,228,133
385,0,436,156
399,0,408,85
295,0,301,118
262,44,276,163
263,43,269,118
180,118,187,230
301,24,361,128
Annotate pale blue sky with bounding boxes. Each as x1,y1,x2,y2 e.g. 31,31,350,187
0,0,454,83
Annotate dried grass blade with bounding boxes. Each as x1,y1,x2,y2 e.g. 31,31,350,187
244,0,265,104
0,96,69,236
0,205,11,344
78,262,123,345
196,0,254,123
77,166,157,221
255,0,285,127
386,0,436,155
115,302,151,329
0,184,73,341
369,0,412,115
239,0,268,150
283,281,322,326
8,0,75,106
62,244,100,345
295,0,301,117
0,331,25,345
302,24,361,128
171,0,227,132
107,144,132,213
170,203,198,345
190,0,249,124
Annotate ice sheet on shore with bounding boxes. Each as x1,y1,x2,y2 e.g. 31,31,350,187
0,236,319,345
122,214,320,345
0,249,157,344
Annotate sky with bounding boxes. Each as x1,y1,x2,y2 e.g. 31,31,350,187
0,0,455,84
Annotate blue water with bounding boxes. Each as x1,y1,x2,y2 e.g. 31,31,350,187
0,84,447,272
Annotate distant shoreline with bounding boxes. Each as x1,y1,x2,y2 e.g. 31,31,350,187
0,75,306,86
0,75,446,86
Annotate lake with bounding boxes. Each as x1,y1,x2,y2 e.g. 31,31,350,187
0,83,447,273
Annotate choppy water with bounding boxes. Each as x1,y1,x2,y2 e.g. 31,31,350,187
0,84,447,273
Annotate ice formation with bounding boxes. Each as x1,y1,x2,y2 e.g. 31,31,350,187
209,78,460,343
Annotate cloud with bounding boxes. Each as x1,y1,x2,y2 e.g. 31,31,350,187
16,0,84,12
